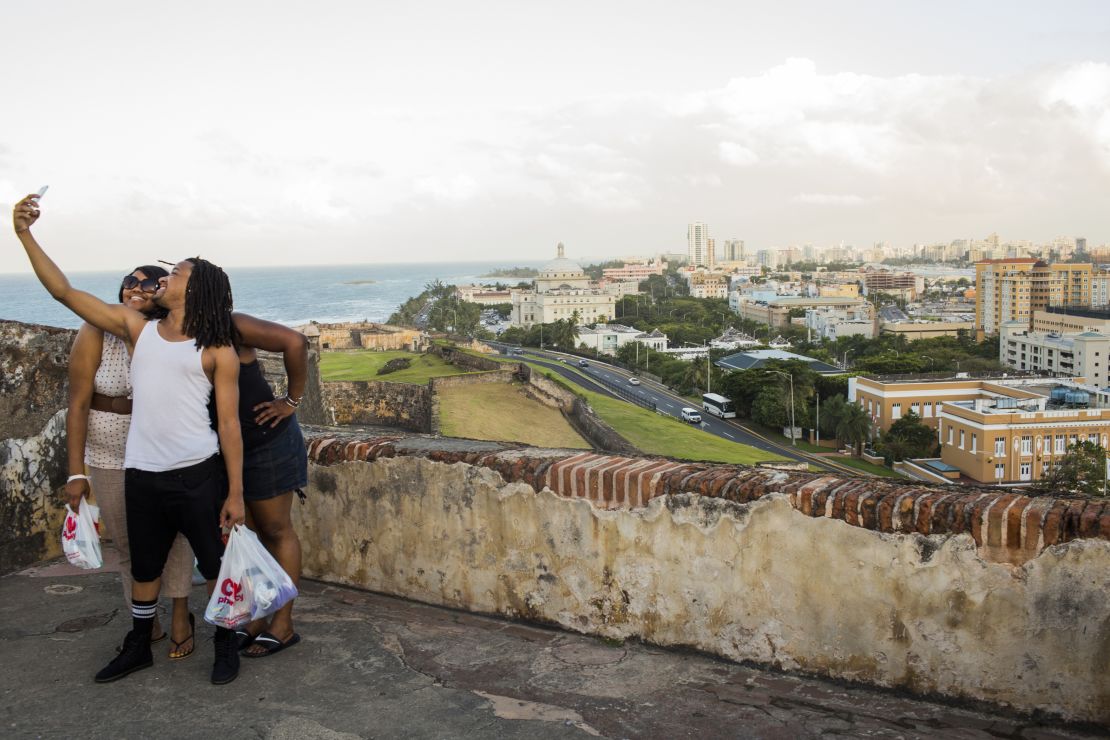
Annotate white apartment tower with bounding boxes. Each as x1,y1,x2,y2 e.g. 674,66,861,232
688,222,711,268
724,239,745,262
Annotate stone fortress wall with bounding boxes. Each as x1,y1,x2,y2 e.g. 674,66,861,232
298,321,426,352
1,321,75,571
299,433,1110,725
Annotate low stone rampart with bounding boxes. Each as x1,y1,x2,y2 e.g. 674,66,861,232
429,344,506,373
297,431,1110,724
518,365,638,455
322,381,433,432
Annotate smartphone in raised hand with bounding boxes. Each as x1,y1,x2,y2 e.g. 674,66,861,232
36,186,49,199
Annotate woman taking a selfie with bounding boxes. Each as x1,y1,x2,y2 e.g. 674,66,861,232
65,265,197,659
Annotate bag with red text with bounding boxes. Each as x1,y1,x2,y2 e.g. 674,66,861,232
204,525,298,628
61,497,102,570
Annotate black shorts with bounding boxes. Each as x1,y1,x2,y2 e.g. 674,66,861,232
125,455,227,583
243,418,309,502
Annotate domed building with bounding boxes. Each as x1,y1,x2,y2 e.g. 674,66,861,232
511,243,616,327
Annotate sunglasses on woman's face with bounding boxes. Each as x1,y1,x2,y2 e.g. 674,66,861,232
121,275,160,293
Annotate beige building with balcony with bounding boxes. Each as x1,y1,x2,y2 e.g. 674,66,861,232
940,382,1110,485
850,375,1007,433
851,374,1110,485
974,259,1093,339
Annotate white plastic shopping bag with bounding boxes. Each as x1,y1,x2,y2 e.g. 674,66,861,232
204,525,298,628
61,497,102,569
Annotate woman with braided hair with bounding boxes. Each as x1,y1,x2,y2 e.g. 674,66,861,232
167,255,309,659
185,254,310,658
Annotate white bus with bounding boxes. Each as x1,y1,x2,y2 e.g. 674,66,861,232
702,393,736,419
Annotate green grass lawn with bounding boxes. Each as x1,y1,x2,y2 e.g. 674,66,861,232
578,388,786,465
455,349,784,463
320,350,472,384
831,456,902,478
438,383,589,449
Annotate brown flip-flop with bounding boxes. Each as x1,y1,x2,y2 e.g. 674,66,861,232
168,613,195,661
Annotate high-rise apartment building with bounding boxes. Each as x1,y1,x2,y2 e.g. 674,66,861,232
687,222,710,268
706,237,716,270
975,259,1093,339
723,239,745,262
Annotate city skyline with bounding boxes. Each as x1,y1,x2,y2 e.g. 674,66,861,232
2,1,1108,271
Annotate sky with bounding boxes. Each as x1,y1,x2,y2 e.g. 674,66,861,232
2,0,1109,271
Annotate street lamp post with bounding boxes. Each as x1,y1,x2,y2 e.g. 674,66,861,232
768,369,796,446
706,344,712,395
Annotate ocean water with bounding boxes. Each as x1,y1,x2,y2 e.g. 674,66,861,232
0,261,542,330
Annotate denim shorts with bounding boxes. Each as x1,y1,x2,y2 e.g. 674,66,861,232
243,417,309,501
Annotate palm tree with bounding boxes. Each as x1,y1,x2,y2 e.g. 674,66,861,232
550,319,579,350
836,403,872,457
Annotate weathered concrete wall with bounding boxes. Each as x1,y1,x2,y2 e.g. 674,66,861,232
297,434,1110,724
1,409,67,573
0,320,75,440
429,344,507,373
256,347,327,426
428,369,517,392
322,381,432,432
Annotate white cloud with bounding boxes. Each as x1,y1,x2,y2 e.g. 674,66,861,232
718,142,759,167
7,52,1110,269
794,193,875,206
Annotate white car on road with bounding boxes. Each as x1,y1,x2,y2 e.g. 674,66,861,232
680,407,702,424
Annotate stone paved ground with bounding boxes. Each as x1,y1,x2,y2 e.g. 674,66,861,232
2,559,1106,739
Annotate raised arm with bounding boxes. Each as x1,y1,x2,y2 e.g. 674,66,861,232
64,323,103,511
210,345,245,528
12,194,143,342
233,312,310,428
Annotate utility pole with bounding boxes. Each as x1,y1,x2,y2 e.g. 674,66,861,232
815,392,820,447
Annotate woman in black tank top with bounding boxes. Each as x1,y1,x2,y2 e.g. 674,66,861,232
226,312,309,657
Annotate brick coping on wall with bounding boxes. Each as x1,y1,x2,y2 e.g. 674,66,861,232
304,430,1110,566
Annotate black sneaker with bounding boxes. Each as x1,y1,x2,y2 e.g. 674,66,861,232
211,627,240,685
95,629,153,683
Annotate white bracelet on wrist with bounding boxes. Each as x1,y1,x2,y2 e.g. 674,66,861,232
67,474,90,483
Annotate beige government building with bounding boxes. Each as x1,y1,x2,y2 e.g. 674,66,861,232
511,244,616,327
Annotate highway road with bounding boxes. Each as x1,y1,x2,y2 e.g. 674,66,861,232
491,343,868,476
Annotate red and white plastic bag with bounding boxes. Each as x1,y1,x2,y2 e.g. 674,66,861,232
204,525,298,628
61,497,102,570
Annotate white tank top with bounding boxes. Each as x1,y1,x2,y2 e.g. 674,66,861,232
125,320,220,472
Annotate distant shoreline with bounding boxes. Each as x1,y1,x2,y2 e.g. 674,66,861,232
342,279,377,285
479,268,539,278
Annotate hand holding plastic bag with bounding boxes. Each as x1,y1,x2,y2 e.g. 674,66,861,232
204,525,298,629
61,496,102,570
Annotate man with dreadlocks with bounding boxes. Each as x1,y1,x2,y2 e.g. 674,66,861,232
13,193,246,685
